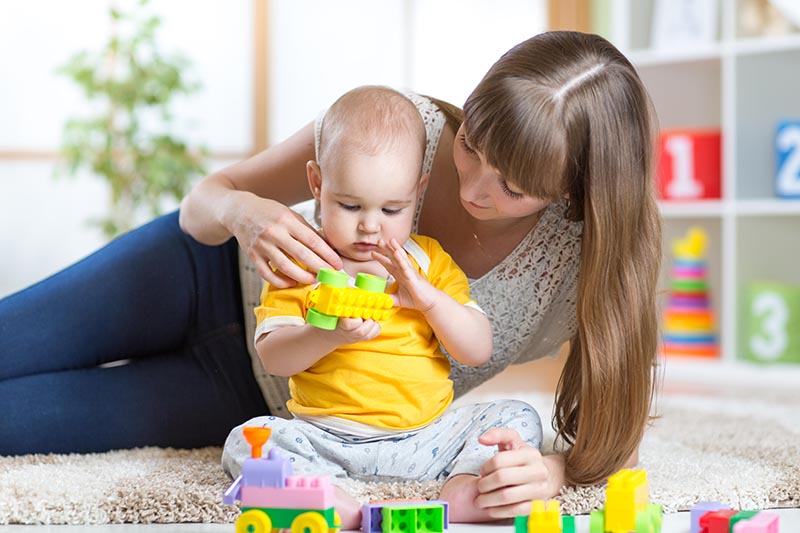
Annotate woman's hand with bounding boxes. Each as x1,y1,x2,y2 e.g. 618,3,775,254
234,194,342,288
474,428,565,518
372,238,438,312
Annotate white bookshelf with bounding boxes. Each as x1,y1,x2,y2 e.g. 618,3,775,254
604,0,800,378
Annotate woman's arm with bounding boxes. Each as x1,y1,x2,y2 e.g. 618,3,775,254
179,122,342,287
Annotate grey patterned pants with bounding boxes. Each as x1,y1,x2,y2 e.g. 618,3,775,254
221,400,542,483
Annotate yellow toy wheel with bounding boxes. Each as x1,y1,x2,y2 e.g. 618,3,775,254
291,512,329,533
329,510,342,533
236,509,272,533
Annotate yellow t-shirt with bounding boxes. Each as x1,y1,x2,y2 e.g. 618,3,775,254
253,234,479,431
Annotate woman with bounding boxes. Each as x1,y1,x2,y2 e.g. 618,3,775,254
0,31,660,518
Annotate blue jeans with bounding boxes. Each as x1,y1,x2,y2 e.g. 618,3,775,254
0,211,268,455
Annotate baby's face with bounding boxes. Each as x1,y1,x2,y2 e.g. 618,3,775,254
317,147,421,263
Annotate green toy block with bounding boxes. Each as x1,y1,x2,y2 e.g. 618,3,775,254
744,281,800,363
562,514,576,533
514,514,528,533
382,505,445,533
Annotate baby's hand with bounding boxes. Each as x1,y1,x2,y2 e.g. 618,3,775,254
333,317,381,344
373,239,438,312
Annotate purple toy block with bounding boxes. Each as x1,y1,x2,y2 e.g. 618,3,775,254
733,512,780,533
241,448,291,488
691,501,731,533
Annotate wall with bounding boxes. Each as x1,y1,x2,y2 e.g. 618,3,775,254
0,0,546,299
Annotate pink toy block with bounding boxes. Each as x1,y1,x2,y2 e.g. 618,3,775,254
240,475,335,509
691,501,731,533
733,512,780,533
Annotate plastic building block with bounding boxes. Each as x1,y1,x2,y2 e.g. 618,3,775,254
306,268,393,330
361,500,449,533
605,469,649,532
588,468,663,533
690,501,731,533
222,426,341,533
513,501,575,533
699,509,738,533
733,512,780,533
514,500,565,533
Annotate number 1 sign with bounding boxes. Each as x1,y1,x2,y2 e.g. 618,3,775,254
776,121,800,198
657,130,722,201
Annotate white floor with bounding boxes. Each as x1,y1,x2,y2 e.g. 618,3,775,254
0,509,798,532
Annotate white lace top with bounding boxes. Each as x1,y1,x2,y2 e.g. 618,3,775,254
238,93,583,417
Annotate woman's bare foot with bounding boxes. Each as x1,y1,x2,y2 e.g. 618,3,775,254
335,487,362,529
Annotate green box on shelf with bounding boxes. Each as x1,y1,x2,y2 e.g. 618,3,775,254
744,281,800,364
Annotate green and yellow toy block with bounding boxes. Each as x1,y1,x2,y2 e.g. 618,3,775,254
589,469,663,533
514,500,575,533
305,268,394,330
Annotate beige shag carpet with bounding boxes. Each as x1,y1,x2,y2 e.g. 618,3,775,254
1,389,798,525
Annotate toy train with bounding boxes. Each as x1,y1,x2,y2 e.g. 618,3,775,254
222,426,341,533
222,426,449,533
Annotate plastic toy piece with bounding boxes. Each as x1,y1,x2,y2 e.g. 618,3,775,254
361,499,449,533
690,501,731,533
662,227,719,358
222,426,341,533
306,268,393,330
588,468,663,533
733,512,780,533
694,507,781,533
514,500,575,533
699,509,739,533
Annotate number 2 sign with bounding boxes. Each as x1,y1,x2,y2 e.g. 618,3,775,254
776,121,800,198
657,130,722,201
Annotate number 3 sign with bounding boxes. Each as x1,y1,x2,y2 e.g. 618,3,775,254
776,121,800,198
745,282,800,364
657,130,721,200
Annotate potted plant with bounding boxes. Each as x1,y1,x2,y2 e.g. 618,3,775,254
58,0,207,238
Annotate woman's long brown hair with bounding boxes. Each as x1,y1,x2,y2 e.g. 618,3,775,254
463,31,662,485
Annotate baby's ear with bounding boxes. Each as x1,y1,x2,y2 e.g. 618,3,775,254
307,160,323,200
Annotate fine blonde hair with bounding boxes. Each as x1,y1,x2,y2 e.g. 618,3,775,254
464,31,662,485
318,85,426,172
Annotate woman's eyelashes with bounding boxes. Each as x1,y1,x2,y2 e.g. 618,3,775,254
499,178,524,200
459,134,477,155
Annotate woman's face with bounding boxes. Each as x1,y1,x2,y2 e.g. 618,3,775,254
453,124,550,221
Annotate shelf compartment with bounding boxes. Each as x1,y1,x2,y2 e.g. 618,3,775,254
735,48,800,199
638,59,721,130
